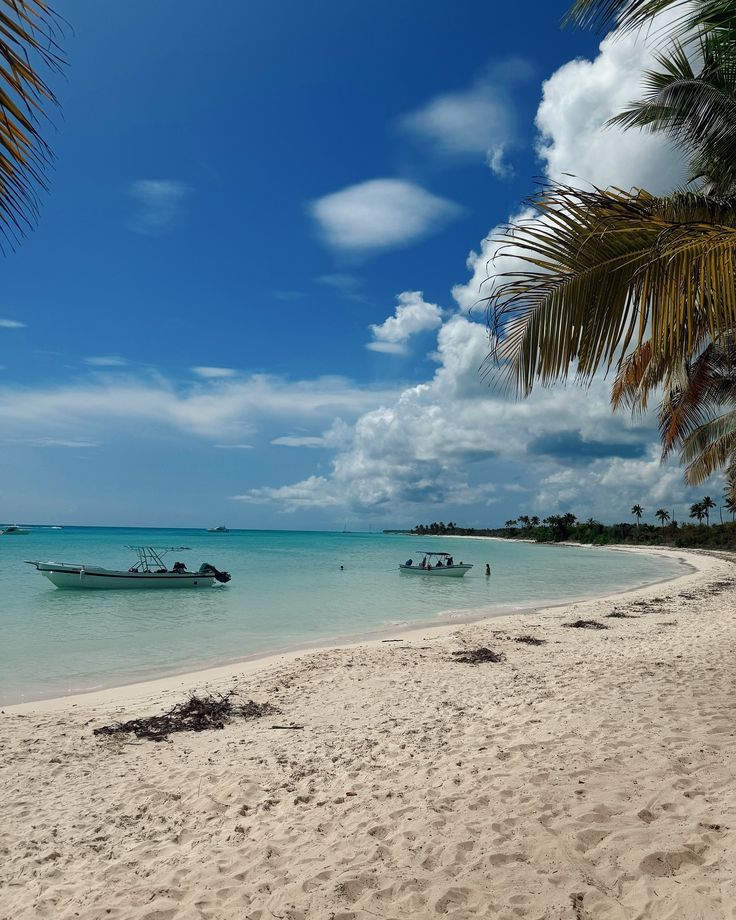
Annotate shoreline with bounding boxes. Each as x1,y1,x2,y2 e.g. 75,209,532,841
6,545,705,714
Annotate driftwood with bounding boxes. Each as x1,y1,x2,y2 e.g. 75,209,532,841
514,635,546,646
564,619,609,630
451,647,505,664
93,692,279,743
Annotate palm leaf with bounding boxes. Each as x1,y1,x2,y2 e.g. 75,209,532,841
0,0,63,247
565,0,736,36
680,408,736,482
486,184,736,396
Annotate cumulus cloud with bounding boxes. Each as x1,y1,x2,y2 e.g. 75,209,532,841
127,180,192,235
233,476,341,511
192,366,238,379
0,318,26,329
536,21,685,193
310,179,462,253
398,59,532,176
367,291,443,355
271,436,328,448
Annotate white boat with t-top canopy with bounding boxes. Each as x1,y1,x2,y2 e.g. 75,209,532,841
399,551,473,577
26,546,232,590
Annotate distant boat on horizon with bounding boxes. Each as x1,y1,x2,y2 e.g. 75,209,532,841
206,524,230,533
1,525,30,535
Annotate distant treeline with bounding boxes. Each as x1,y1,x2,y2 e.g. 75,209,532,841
388,516,736,550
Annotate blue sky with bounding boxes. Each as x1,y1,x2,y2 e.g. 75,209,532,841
0,1,714,528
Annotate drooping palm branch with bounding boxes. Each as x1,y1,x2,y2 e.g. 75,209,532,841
0,0,64,247
486,183,736,396
565,0,736,37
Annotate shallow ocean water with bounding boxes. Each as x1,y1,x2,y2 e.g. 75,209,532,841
0,527,685,704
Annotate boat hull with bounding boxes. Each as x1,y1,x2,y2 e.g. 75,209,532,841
399,564,473,577
31,563,216,590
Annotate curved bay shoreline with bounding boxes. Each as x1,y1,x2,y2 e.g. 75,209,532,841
3,546,736,919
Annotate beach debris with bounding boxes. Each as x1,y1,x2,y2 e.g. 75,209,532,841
93,692,279,742
564,619,609,630
451,647,505,664
514,635,546,646
270,724,304,730
606,610,639,619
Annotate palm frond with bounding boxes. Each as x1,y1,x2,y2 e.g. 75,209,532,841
680,408,736,482
485,184,736,396
565,0,736,37
0,0,64,248
609,32,736,192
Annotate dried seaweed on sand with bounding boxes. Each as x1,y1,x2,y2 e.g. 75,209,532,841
451,647,506,664
93,692,279,743
514,635,546,645
564,619,608,630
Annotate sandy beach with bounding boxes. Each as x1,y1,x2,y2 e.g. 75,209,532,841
2,546,736,919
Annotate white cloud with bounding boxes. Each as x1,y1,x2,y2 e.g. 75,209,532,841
128,180,192,235
398,60,532,176
367,291,443,355
535,21,685,193
0,373,398,444
0,318,26,329
233,476,341,512
85,356,128,367
310,179,462,253
271,436,327,448
192,366,238,379
213,443,253,449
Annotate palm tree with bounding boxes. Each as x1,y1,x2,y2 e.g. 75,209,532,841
631,504,644,530
485,0,736,494
517,514,531,529
530,515,540,527
690,500,707,524
656,508,671,526
0,1,63,248
724,489,736,520
701,495,716,524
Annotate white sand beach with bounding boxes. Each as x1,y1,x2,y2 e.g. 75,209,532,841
2,547,736,919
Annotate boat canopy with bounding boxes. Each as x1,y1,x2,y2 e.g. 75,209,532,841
418,550,454,557
126,546,192,571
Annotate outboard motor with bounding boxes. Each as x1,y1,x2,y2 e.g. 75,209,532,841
199,562,232,584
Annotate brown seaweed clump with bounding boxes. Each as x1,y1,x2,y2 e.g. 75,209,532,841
451,647,506,664
514,635,546,646
93,692,279,743
564,619,609,630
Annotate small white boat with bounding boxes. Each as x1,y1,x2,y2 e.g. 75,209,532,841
399,551,473,577
206,525,229,533
2,525,30,535
26,546,232,590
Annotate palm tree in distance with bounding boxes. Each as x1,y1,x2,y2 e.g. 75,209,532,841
724,490,736,521
631,504,644,531
701,495,716,525
0,1,63,248
655,508,671,527
530,515,540,527
690,501,707,524
485,0,736,498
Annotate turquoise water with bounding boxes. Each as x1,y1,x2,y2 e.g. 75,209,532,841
0,527,686,704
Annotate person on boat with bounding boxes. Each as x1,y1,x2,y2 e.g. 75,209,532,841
420,558,427,568
447,556,454,567
173,561,187,573
405,559,413,567
485,563,491,577
436,559,443,567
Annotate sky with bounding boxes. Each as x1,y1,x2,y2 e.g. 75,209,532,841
0,0,716,529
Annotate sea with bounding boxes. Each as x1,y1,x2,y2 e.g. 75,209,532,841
0,527,687,705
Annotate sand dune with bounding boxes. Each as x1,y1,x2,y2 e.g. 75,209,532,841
2,548,736,919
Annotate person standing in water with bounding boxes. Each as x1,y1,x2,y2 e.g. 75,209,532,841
485,563,491,577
